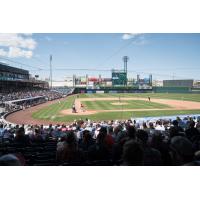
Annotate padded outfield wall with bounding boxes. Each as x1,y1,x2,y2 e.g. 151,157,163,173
74,86,200,94
152,86,191,93
73,87,153,94
152,87,200,93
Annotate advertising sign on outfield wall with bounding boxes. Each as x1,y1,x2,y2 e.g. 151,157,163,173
108,90,117,93
87,91,94,94
96,90,104,94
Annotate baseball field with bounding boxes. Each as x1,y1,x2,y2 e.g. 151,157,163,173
6,93,200,124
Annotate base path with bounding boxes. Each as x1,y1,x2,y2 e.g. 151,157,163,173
5,97,200,125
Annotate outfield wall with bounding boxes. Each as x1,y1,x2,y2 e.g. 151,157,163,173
152,87,200,93
74,87,153,94
152,86,191,93
74,87,200,94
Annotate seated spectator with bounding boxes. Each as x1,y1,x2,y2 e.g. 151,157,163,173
88,127,111,161
0,124,5,138
0,154,22,166
32,128,44,143
172,120,184,132
2,129,14,143
196,119,200,131
185,120,200,142
122,140,144,166
150,132,171,165
148,122,156,136
126,125,136,140
56,131,84,164
137,130,162,166
105,127,115,151
114,125,126,143
79,130,95,151
170,136,194,165
14,127,30,146
155,120,165,131
169,125,185,139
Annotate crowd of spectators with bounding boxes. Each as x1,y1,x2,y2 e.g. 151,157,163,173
0,89,63,103
0,88,73,114
0,115,200,166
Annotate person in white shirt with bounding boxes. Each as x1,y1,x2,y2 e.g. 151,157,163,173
155,121,165,131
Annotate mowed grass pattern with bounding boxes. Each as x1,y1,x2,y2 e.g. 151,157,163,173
83,100,170,110
53,109,200,122
80,93,200,102
32,96,75,119
32,93,200,122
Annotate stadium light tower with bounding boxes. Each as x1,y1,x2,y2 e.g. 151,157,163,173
50,55,53,89
123,56,129,86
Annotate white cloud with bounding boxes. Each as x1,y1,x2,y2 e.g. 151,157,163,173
8,47,33,58
0,33,37,58
122,33,147,45
122,33,142,40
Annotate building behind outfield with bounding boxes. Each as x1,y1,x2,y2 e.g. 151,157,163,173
0,62,49,92
163,79,194,87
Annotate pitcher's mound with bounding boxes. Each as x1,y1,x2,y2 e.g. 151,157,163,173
60,109,97,116
111,102,128,105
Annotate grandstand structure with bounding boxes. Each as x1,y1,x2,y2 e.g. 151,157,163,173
0,62,48,93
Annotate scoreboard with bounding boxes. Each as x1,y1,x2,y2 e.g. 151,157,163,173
112,72,127,86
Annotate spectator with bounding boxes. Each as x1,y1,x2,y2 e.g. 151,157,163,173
137,129,162,166
14,127,30,146
79,130,95,151
0,154,22,166
185,120,200,142
57,131,84,164
88,127,110,161
122,140,144,166
170,136,194,165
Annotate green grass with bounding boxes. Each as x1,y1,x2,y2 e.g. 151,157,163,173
51,109,200,122
32,95,76,119
83,99,170,110
80,93,200,102
32,93,200,122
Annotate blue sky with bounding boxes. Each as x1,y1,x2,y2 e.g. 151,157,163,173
0,33,200,81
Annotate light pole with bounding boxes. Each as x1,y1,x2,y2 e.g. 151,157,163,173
50,55,52,89
123,56,129,86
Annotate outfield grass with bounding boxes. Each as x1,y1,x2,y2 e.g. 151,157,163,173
83,99,170,110
51,109,200,122
32,93,200,122
80,93,200,102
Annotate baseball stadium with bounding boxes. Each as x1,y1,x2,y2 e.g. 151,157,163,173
0,33,200,166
